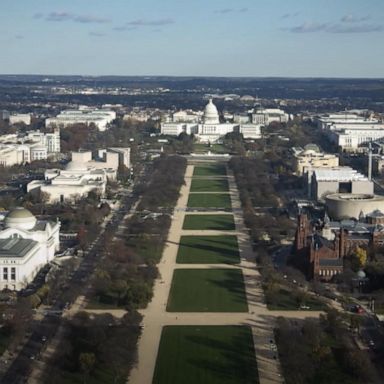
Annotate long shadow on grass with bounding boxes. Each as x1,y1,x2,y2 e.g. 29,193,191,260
178,237,239,256
207,218,235,230
185,329,258,383
208,272,247,305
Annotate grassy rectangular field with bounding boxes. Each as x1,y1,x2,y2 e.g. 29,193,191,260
153,325,259,384
182,214,236,230
167,269,248,312
187,193,231,208
193,164,227,177
177,235,240,264
190,178,229,192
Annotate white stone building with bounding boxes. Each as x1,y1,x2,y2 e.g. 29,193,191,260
293,145,339,175
315,112,384,150
0,207,60,291
315,112,377,130
46,108,116,131
27,148,130,203
251,107,289,125
99,147,131,169
0,146,24,167
0,128,60,166
9,114,31,125
307,166,373,201
161,99,261,142
25,128,61,154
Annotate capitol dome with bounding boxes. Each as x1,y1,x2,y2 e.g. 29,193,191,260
203,99,220,124
5,207,37,230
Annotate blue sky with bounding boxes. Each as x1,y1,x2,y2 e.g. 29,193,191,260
0,0,383,77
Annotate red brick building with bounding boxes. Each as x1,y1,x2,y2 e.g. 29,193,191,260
294,214,384,281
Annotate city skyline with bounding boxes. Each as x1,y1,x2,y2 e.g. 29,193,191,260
0,0,384,77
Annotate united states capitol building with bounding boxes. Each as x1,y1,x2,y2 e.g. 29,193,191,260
161,99,265,143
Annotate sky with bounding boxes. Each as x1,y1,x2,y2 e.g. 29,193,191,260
0,0,384,77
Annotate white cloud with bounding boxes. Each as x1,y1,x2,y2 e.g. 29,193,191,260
341,14,370,23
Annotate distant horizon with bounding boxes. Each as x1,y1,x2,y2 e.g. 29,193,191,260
1,73,384,80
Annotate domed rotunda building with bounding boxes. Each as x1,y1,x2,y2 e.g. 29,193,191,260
161,98,262,142
0,207,60,290
203,99,220,124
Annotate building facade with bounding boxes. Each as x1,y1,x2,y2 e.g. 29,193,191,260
293,146,339,175
0,207,60,290
0,128,60,166
325,193,384,220
294,213,384,281
9,114,31,125
307,166,373,201
27,148,129,203
315,112,384,150
46,108,116,132
161,99,262,142
251,107,289,125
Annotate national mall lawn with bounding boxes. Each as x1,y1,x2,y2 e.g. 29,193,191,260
193,164,227,177
167,269,248,312
177,235,240,264
183,214,236,230
153,325,259,384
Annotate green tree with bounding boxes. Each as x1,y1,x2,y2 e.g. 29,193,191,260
111,279,128,303
79,352,96,384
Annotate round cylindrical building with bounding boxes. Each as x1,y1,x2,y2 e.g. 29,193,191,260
325,193,384,220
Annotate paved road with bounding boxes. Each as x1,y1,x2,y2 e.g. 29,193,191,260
17,186,143,384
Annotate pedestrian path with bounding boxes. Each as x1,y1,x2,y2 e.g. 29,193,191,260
128,163,287,384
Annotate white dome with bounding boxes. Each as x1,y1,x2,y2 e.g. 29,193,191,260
203,99,219,124
357,270,366,279
5,207,37,230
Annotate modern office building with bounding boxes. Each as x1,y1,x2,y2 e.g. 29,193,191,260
307,166,373,201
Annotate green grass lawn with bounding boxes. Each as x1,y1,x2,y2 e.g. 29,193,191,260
193,164,227,177
167,269,248,312
187,193,231,208
177,235,240,264
153,325,259,384
190,178,229,192
266,288,328,311
183,214,236,230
